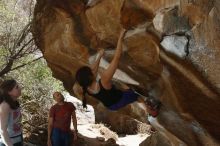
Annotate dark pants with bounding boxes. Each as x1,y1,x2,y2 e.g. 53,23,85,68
51,128,71,146
0,134,23,146
0,142,23,146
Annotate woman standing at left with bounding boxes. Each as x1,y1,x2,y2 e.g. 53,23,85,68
0,79,23,146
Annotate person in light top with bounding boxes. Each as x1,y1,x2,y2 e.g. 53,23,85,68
0,79,23,146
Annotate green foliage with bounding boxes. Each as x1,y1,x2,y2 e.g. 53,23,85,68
0,0,31,27
0,0,37,77
9,57,64,104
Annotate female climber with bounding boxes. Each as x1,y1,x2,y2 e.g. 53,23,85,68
74,29,161,117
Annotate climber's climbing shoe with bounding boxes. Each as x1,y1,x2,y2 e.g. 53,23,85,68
145,98,161,117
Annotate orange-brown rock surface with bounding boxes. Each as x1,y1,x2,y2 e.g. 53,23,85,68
33,0,220,145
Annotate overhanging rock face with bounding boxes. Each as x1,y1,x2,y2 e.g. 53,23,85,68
33,0,220,145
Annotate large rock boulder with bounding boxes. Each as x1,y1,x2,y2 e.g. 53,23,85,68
33,0,220,145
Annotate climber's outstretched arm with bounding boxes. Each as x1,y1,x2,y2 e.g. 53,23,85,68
101,29,126,89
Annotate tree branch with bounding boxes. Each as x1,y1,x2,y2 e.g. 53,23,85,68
0,58,14,77
11,56,43,71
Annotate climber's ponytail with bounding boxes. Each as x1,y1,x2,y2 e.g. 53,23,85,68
75,66,94,109
82,86,87,108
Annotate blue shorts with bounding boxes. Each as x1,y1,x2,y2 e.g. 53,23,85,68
51,128,71,146
108,89,139,110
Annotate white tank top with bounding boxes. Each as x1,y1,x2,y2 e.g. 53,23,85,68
7,107,22,137
0,106,22,144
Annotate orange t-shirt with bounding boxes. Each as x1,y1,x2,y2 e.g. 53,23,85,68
49,102,75,132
